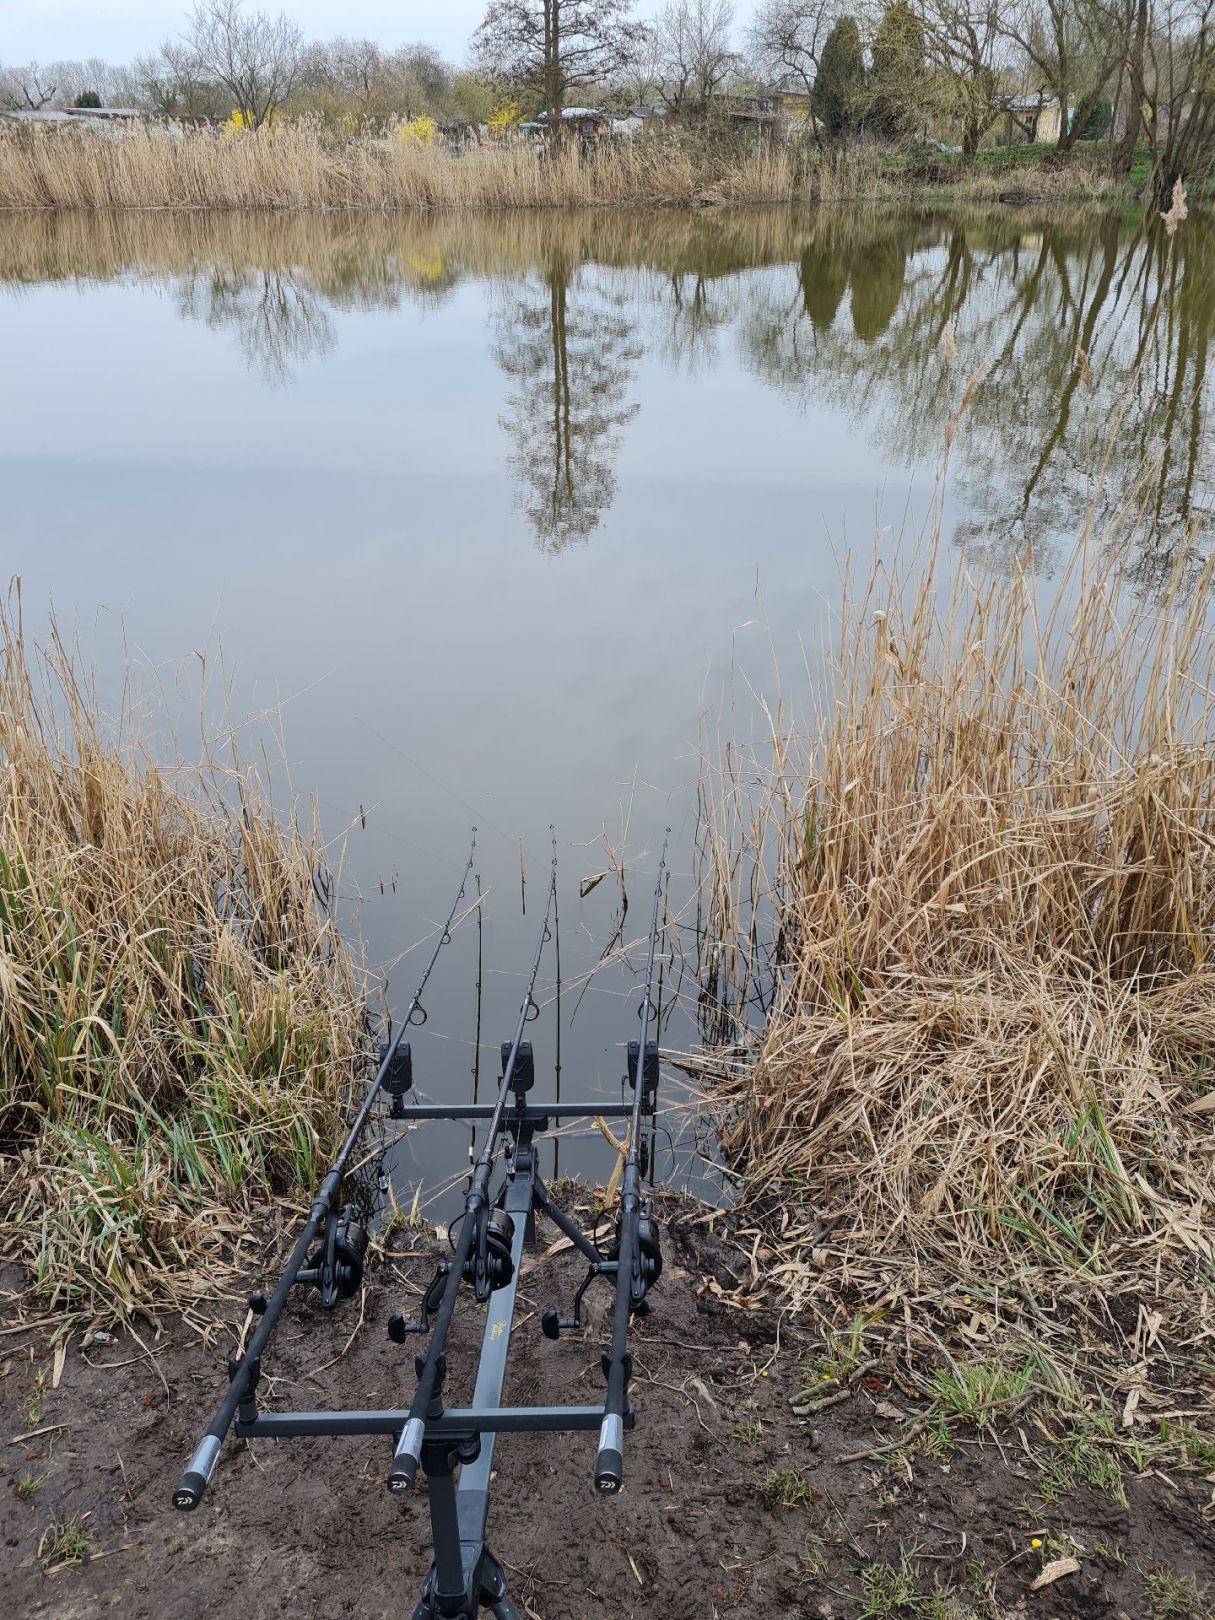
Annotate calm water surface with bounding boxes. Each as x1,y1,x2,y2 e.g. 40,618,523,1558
3,205,1210,1197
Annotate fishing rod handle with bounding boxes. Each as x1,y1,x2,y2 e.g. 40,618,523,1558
173,1434,222,1510
594,1414,625,1494
387,1417,426,1493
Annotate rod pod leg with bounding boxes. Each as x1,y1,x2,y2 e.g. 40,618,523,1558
479,1551,522,1620
413,1435,473,1618
411,1431,524,1620
409,1548,521,1620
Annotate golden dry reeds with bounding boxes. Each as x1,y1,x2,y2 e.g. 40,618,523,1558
0,122,815,212
702,530,1215,1324
0,122,1127,214
0,600,369,1322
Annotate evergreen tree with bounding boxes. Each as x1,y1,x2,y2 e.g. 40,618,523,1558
868,1,924,141
811,16,864,143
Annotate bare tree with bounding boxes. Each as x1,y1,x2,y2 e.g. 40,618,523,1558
748,0,841,98
182,0,303,127
1138,0,1215,197
0,57,143,110
1111,0,1150,167
387,45,458,121
618,24,665,106
134,41,232,118
300,37,385,108
656,0,740,114
916,0,1010,154
999,0,1131,150
472,0,647,132
2,62,60,109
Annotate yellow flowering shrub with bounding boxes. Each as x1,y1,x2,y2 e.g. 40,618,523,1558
398,115,437,143
221,107,279,136
487,102,520,138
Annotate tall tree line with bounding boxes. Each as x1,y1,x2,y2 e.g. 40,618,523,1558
749,0,1215,187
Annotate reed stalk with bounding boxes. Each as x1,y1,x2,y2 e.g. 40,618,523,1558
700,519,1215,1310
0,600,369,1321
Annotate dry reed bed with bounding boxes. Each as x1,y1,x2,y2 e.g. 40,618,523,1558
0,123,1122,213
0,604,369,1322
0,124,817,212
702,529,1215,1339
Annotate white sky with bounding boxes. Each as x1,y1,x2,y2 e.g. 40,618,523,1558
0,0,759,65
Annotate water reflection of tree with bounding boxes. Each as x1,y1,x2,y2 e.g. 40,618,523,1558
177,268,337,384
173,247,460,383
492,252,641,553
28,206,1211,579
731,211,1215,585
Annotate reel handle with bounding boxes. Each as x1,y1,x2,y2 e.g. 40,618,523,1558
593,1414,624,1495
387,1417,425,1493
172,1435,222,1510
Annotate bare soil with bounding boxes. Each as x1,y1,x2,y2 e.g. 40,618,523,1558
3,1197,1213,1619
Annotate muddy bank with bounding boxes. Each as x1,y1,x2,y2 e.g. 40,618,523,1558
3,1197,1214,1619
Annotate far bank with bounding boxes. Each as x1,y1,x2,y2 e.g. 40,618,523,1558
0,122,1167,213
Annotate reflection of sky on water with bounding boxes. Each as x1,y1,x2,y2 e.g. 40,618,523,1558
2,206,1210,1202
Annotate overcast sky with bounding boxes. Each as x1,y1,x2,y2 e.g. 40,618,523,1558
1,1,760,65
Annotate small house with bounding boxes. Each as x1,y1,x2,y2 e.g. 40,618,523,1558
63,106,143,122
1005,98,1069,144
537,107,610,139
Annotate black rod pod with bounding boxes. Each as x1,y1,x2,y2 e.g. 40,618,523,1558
386,834,560,1496
172,825,677,1619
171,834,477,1512
594,830,670,1496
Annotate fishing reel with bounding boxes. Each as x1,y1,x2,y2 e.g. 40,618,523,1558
388,1209,515,1347
610,1207,664,1310
466,1208,516,1302
298,1205,369,1310
541,1208,663,1340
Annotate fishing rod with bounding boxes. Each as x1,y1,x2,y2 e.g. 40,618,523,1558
173,832,476,1512
594,829,669,1495
386,831,559,1495
171,824,679,1617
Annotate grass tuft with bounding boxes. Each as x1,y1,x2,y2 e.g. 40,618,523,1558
37,1513,92,1569
1142,1566,1212,1619
756,1464,813,1507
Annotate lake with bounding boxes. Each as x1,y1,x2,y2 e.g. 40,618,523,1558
3,203,1209,1198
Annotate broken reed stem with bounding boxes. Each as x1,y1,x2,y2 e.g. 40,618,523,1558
0,594,370,1322
700,529,1215,1309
